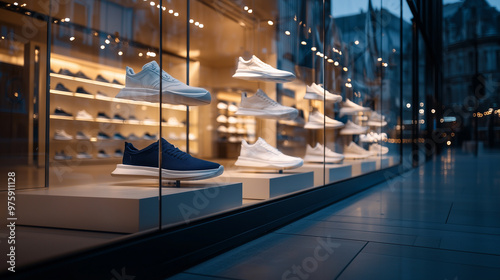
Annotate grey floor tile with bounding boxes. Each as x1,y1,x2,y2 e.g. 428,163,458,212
337,252,500,280
187,233,366,280
447,209,500,228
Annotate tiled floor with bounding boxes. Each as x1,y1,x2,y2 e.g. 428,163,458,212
167,150,500,279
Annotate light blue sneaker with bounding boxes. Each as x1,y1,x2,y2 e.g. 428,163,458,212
116,61,211,106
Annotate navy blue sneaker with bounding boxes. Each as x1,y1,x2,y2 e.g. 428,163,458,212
54,107,72,117
113,114,126,121
97,132,110,140
96,74,110,83
113,132,126,140
55,83,71,92
111,138,224,180
112,79,123,85
76,71,91,80
58,68,75,77
97,112,111,120
76,86,92,95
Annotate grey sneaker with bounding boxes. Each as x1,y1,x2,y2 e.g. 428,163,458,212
115,61,211,106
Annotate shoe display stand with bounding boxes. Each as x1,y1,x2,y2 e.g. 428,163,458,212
17,181,242,233
345,158,377,176
294,163,352,186
208,170,314,200
49,54,199,162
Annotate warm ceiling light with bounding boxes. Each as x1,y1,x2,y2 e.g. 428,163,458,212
150,1,155,6
285,30,290,35
354,40,359,45
64,18,70,22
199,24,204,28
268,20,273,26
105,39,110,44
301,41,306,45
244,6,248,10
174,12,179,16
118,51,123,56
168,9,173,13
138,52,143,57
327,58,333,63
189,19,194,23
334,61,339,66
377,57,383,61
311,47,317,51
195,22,199,26
69,36,75,41
343,67,348,72
100,45,105,49
248,9,253,13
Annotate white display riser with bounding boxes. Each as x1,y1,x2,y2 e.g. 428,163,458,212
294,163,352,186
344,159,377,176
207,171,314,200
17,182,242,233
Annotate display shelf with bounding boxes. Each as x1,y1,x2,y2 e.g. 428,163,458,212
50,73,124,89
17,182,242,233
50,89,188,111
294,163,352,186
49,115,186,128
344,159,377,176
210,170,314,199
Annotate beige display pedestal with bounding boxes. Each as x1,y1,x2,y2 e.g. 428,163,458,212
345,159,377,176
210,170,314,200
294,163,352,186
17,181,242,233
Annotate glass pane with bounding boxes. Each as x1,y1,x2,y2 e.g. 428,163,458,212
0,3,47,190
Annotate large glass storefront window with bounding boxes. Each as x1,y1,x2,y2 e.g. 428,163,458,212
1,0,408,272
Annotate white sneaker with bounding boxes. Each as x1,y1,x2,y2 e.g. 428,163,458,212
343,142,372,159
237,127,247,134
304,83,342,103
305,111,344,129
359,133,376,143
235,137,303,169
227,126,237,133
339,99,370,117
116,61,211,105
228,116,238,124
217,125,228,133
76,152,92,159
168,132,178,140
167,117,180,126
228,103,238,112
235,90,298,120
232,55,295,82
228,136,238,143
367,111,387,126
339,120,368,135
143,118,157,125
54,129,73,140
304,143,344,163
216,115,227,123
75,110,93,120
369,143,389,155
76,131,91,140
217,102,228,110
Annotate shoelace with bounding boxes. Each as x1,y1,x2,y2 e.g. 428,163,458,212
258,93,279,107
259,141,283,156
162,143,190,160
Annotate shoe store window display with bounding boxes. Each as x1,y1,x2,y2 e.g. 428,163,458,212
111,60,223,181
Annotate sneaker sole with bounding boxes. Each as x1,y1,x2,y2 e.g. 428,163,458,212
343,153,371,159
305,122,344,129
367,121,388,127
235,108,298,120
303,155,343,163
234,157,303,169
339,128,368,135
116,87,211,106
111,164,224,180
232,71,295,82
